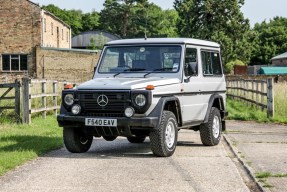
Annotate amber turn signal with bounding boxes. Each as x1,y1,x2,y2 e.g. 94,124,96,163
146,85,154,90
64,84,73,89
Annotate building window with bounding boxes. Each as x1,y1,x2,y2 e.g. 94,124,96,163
2,55,28,71
51,22,53,35
67,31,69,42
62,29,64,40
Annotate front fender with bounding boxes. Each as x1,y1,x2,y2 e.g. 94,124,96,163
148,96,182,128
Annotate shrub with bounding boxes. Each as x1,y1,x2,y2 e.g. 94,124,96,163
225,59,246,74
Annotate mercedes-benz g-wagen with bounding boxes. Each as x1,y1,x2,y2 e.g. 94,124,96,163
57,38,228,157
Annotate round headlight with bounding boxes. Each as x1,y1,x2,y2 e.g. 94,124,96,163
71,104,81,115
135,94,146,107
124,107,135,118
64,94,74,106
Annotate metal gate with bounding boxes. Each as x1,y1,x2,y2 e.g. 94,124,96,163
0,80,21,122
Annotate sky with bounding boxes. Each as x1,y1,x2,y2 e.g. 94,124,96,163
30,0,287,27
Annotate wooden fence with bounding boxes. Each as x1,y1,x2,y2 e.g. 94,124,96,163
22,78,74,124
0,80,21,121
226,78,274,118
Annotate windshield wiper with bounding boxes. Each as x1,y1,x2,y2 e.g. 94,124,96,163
113,68,146,77
143,68,174,78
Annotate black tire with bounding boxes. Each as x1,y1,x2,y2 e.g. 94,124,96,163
200,107,222,146
127,136,146,143
103,136,117,141
63,127,93,153
150,111,178,157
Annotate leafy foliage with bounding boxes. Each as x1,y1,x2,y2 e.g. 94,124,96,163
82,11,100,32
99,0,178,38
250,17,287,64
174,0,252,64
42,1,287,65
225,59,245,74
43,4,99,36
88,33,107,50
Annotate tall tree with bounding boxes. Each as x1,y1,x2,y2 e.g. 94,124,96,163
99,0,149,38
99,0,178,38
43,4,83,36
43,5,100,36
250,17,287,65
65,9,84,36
174,0,251,64
143,4,179,38
161,9,179,37
82,10,100,31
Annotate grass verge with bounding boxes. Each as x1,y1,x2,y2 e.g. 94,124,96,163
0,116,62,176
226,98,287,124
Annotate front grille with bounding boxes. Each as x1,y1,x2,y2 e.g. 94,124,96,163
94,126,123,136
81,112,124,117
77,91,130,115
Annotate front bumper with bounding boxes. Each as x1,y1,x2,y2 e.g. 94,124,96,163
57,114,158,129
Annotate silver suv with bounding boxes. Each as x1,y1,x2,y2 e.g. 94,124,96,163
57,38,228,157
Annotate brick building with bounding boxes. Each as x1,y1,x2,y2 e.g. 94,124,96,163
0,0,71,78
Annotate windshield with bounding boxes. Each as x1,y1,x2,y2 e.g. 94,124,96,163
98,45,182,74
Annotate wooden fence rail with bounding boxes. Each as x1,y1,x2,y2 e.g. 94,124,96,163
0,80,21,121
22,78,74,124
226,78,274,118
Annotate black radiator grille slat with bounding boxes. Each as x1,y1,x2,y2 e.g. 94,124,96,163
83,113,124,117
77,91,130,116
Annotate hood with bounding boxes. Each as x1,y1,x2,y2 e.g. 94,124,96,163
77,77,181,90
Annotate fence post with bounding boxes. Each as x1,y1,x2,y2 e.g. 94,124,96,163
14,80,21,122
22,78,31,124
267,78,274,118
251,80,254,107
261,81,265,111
244,80,247,105
236,79,240,101
240,79,243,101
256,82,259,109
42,81,47,118
244,80,249,106
53,81,58,116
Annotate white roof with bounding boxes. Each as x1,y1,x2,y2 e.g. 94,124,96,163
271,52,287,61
106,38,220,48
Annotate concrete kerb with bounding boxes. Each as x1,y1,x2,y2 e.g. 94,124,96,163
223,134,267,192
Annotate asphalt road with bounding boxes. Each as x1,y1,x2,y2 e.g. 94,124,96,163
0,130,250,192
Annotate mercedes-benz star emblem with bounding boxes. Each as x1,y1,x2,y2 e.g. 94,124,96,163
97,95,108,107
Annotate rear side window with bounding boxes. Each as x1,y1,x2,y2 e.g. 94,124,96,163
201,51,222,76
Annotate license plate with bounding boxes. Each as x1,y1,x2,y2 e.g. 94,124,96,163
85,118,117,127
